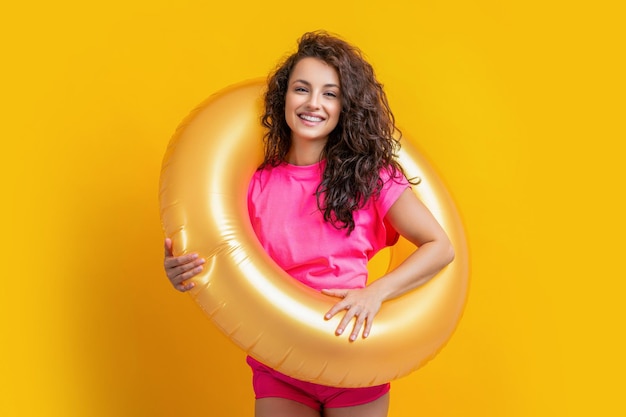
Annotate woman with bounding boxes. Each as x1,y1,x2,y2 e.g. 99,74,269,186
164,31,454,417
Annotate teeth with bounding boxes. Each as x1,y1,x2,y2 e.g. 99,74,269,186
300,114,323,122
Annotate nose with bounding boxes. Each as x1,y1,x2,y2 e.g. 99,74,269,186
306,93,321,109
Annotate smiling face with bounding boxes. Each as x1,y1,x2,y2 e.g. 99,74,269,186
284,57,341,149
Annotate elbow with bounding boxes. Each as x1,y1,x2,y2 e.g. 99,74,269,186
442,239,455,267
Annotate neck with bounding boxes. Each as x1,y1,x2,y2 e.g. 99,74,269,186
286,140,325,166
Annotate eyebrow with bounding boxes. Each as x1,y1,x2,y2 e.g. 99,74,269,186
291,79,340,89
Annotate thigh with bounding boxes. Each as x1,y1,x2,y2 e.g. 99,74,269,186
323,392,389,417
256,397,321,417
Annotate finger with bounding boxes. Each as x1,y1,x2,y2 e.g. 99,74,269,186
335,307,359,336
321,289,348,298
322,289,350,320
175,279,196,292
324,299,351,320
164,253,201,269
362,316,374,339
163,240,201,265
349,313,367,342
164,238,173,257
171,262,204,284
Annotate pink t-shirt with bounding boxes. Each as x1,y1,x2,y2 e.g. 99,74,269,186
247,161,410,291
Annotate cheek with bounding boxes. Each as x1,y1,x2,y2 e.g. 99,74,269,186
284,94,299,115
330,103,342,123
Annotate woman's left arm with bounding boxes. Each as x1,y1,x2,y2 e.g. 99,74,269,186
323,188,455,340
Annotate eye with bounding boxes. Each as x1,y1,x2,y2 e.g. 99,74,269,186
324,91,338,98
294,86,308,93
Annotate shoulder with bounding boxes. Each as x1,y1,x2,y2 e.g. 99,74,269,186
378,165,409,188
251,163,280,183
374,165,411,215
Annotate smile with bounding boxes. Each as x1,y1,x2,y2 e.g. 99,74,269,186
299,114,324,122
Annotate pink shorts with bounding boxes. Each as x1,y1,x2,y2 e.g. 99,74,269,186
246,356,390,412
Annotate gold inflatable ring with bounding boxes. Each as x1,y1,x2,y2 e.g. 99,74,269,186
159,80,469,388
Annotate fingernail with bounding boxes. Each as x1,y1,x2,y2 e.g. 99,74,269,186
325,314,331,320
192,254,198,259
336,329,343,335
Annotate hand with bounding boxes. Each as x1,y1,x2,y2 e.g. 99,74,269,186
163,238,205,292
322,287,384,341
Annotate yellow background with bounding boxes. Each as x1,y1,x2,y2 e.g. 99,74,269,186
1,1,624,416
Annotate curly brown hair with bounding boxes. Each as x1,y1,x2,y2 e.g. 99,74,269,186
261,31,413,234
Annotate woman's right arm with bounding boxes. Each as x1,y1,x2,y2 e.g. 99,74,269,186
163,237,205,292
